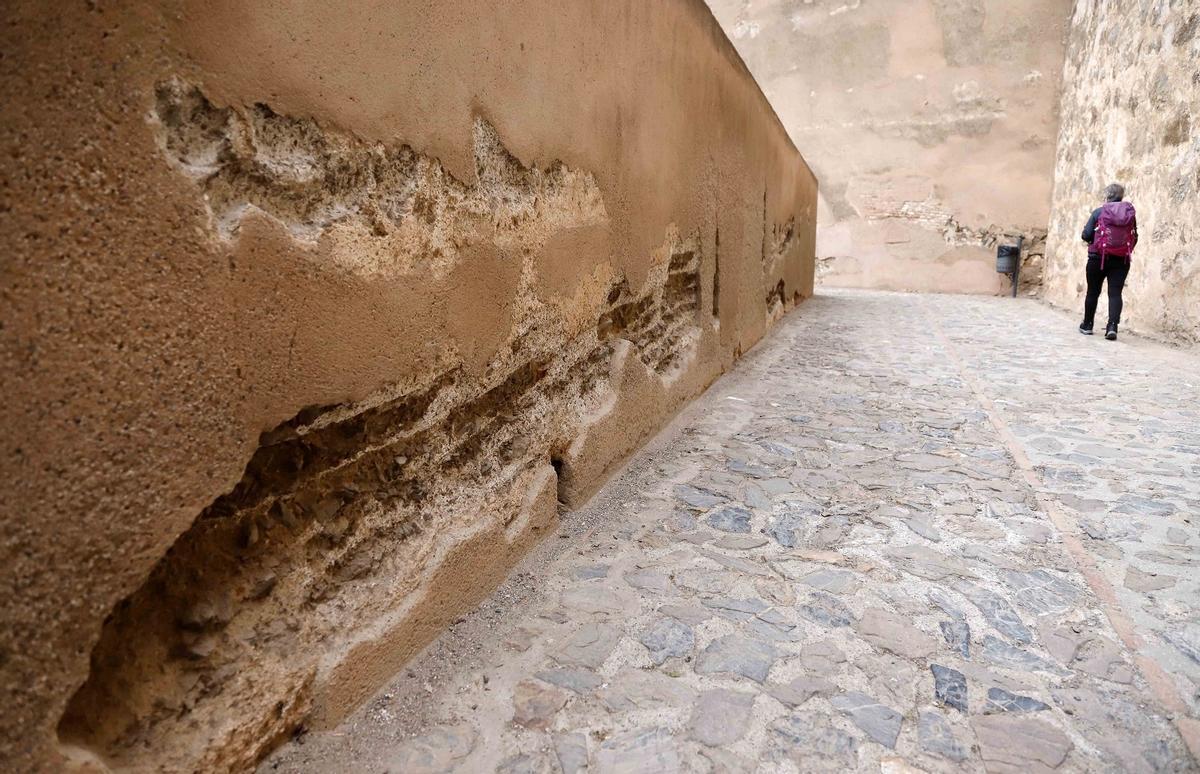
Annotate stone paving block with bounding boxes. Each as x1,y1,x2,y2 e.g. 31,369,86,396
980,635,1067,676
511,680,568,729
1073,636,1134,684
534,668,603,695
658,603,712,625
496,752,554,774
971,715,1073,773
1163,626,1200,667
857,607,938,659
694,634,777,683
596,727,680,774
1124,565,1177,592
700,747,756,772
831,691,903,749
939,619,971,657
552,733,589,774
713,534,768,550
767,712,860,771
931,664,968,712
956,581,1035,643
756,608,795,629
623,568,672,593
597,671,695,712
799,591,855,628
705,504,752,533
889,544,975,580
766,676,835,708
799,639,847,673
673,484,726,509
701,596,769,620
701,549,773,576
800,568,859,593
985,686,1050,713
1001,569,1081,616
688,689,756,746
918,710,968,761
637,617,695,665
552,623,621,668
385,725,476,773
673,569,734,594
901,512,942,542
766,510,809,547
560,584,635,616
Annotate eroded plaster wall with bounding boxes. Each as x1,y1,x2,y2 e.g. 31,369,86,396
1044,1,1200,344
0,2,815,771
706,0,1071,293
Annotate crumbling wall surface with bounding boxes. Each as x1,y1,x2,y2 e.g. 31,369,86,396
706,0,1071,294
0,1,815,771
1043,1,1200,344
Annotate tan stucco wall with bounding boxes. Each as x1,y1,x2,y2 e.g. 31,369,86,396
0,2,815,771
1044,1,1200,344
706,0,1071,293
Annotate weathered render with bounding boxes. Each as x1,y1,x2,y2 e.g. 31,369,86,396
706,0,1070,293
0,2,815,771
1044,1,1200,344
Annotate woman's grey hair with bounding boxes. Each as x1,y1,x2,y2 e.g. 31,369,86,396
1104,183,1125,202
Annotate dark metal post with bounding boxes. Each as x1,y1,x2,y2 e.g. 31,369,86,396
1012,235,1024,297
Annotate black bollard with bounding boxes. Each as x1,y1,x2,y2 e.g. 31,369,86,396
995,236,1024,297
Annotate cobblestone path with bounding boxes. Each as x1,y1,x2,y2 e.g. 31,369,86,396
266,290,1200,773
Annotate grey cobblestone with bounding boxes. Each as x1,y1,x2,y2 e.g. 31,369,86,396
265,291,1200,773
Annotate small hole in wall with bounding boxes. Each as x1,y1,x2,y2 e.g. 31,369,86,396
766,279,786,310
550,455,569,512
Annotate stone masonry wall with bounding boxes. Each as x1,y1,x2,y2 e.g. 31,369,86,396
706,0,1071,294
0,2,815,771
1043,1,1200,344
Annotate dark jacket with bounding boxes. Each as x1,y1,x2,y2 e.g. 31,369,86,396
1082,205,1138,257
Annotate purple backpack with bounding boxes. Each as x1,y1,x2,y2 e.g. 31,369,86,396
1094,201,1136,267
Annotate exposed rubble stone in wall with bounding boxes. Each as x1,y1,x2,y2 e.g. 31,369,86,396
598,238,703,377
154,80,607,274
1043,1,1200,344
763,216,799,319
706,0,1071,294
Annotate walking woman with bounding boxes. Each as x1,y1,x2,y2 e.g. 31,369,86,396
1079,183,1137,340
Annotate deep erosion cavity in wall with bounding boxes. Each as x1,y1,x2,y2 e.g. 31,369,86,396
50,70,811,771
764,217,797,321
57,246,708,770
57,81,717,771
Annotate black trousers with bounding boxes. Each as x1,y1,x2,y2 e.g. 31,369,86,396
1082,253,1130,328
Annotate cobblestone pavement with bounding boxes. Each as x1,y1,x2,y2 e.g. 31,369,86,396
265,290,1200,773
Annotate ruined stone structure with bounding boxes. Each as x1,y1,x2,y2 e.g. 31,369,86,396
706,0,1070,294
0,2,814,771
1043,1,1200,344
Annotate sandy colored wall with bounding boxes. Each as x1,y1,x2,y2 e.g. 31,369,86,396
706,0,1071,293
1043,1,1200,344
0,2,815,771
